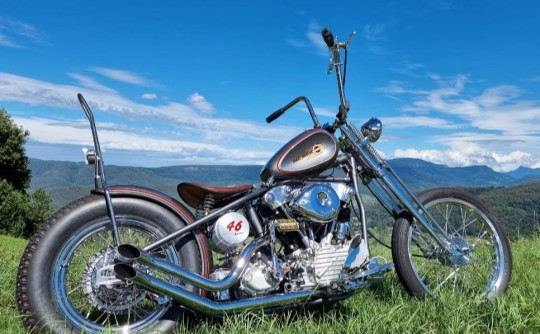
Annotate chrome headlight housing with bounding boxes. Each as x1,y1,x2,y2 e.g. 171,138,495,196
361,118,382,143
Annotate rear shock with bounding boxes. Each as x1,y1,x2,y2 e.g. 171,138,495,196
196,194,215,219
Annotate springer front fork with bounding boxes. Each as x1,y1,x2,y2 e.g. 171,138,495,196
342,124,465,262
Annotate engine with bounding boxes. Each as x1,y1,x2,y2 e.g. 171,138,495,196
208,182,369,301
263,183,348,222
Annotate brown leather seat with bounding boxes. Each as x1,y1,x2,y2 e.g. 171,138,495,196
177,182,253,208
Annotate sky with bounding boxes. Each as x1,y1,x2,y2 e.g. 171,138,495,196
1,0,539,173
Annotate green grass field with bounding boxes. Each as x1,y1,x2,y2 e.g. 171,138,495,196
2,234,539,333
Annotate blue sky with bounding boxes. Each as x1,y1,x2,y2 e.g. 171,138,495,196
1,1,539,172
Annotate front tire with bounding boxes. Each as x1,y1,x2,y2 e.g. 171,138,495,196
391,188,512,300
17,194,204,333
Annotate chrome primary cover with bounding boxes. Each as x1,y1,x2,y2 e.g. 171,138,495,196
260,128,338,182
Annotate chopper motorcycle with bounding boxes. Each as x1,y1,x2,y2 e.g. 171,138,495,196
16,28,512,333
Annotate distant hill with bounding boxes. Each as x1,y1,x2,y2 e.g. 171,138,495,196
27,158,540,238
29,158,540,218
506,166,540,184
473,182,540,237
386,158,517,189
31,157,540,190
29,159,263,210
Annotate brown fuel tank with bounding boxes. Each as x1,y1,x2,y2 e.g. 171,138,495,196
260,128,338,182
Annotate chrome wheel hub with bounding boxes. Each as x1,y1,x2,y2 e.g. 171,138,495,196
83,249,146,313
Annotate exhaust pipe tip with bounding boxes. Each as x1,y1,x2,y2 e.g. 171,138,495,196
117,244,141,262
114,263,137,280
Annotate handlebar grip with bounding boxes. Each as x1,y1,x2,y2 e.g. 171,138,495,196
322,28,335,48
266,108,285,123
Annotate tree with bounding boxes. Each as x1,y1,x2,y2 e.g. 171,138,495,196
0,108,51,238
0,108,31,192
0,179,27,237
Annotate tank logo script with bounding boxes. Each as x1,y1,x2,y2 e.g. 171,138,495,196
293,144,325,163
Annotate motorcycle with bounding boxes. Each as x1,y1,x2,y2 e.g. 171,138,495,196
16,28,512,333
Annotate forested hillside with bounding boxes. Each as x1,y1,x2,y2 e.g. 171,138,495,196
29,159,262,210
474,182,540,237
28,159,540,238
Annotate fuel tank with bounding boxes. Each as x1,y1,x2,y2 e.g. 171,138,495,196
260,128,338,182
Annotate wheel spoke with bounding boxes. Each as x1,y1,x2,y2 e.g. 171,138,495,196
53,219,179,332
472,230,488,248
402,191,508,299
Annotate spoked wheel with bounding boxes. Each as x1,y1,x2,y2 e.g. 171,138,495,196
54,220,178,332
17,194,204,333
392,188,512,300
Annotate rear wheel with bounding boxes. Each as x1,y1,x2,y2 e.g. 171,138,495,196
17,194,203,333
392,188,512,299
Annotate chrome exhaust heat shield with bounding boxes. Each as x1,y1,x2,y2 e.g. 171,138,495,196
114,263,324,316
116,238,269,291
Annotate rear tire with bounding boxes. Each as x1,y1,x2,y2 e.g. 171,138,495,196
17,194,204,333
391,188,512,300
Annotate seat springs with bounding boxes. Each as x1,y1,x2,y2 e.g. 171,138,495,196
196,193,215,219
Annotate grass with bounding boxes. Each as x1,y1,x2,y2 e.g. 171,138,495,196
0,235,28,334
1,234,539,333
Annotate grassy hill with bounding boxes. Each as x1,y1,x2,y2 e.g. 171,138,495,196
2,234,539,333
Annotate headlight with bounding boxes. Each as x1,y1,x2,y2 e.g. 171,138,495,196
361,118,382,143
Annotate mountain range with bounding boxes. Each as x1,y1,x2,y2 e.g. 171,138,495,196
29,157,540,211
26,158,540,237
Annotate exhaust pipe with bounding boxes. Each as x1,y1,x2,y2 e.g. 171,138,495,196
114,238,355,316
114,263,325,316
116,237,269,291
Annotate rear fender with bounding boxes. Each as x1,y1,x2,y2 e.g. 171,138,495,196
91,185,213,278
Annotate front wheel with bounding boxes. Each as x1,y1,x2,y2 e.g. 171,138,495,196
17,194,204,333
391,188,512,300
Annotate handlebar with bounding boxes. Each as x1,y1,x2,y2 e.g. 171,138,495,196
267,28,355,129
265,108,285,123
322,28,335,48
322,27,353,124
266,96,321,127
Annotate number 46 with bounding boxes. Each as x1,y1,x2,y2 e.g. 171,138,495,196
226,220,243,232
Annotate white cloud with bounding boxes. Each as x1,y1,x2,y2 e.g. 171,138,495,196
393,147,534,172
306,19,328,54
91,67,153,86
0,17,48,48
0,72,80,108
68,73,117,93
141,93,157,100
187,92,214,114
15,116,273,165
285,38,309,49
377,73,540,171
297,105,336,119
0,71,306,166
286,19,327,55
382,116,459,129
381,73,540,135
363,19,397,41
390,63,425,77
0,32,20,48
392,129,540,172
376,80,425,95
525,75,540,82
